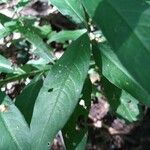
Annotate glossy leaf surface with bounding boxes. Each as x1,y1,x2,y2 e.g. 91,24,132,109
100,43,150,105
30,34,91,149
83,0,150,105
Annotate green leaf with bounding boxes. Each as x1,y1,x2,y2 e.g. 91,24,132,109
63,77,92,150
0,92,30,149
0,13,11,25
0,13,55,64
0,54,24,74
63,106,88,150
27,58,49,69
30,33,91,149
75,134,88,150
17,25,55,64
117,90,143,122
0,55,14,73
0,27,11,39
0,15,17,39
49,0,86,24
47,29,87,43
15,0,29,12
83,0,150,105
99,43,150,105
15,75,43,125
36,25,52,38
102,77,143,122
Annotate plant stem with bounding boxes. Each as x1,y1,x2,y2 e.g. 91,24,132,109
0,68,49,87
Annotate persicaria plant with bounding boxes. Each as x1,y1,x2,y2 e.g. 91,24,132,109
0,0,149,149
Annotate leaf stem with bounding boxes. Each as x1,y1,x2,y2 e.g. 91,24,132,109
0,68,49,87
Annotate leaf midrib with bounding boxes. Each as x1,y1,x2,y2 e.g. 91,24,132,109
37,68,76,146
34,47,83,147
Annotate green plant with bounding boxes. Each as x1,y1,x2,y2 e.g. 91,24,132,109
0,0,150,149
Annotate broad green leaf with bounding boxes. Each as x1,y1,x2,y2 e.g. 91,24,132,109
63,77,92,150
47,29,87,43
49,0,86,24
100,43,150,105
83,0,150,105
15,75,43,125
0,92,30,149
30,33,91,149
102,77,143,122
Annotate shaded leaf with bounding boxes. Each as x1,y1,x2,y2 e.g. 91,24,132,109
83,0,150,105
0,13,11,25
63,77,92,150
99,43,150,105
102,77,143,122
0,92,30,149
15,75,43,125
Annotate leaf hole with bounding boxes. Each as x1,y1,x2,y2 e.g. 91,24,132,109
48,142,50,146
48,88,53,93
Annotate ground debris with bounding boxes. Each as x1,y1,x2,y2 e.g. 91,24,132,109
0,104,8,112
